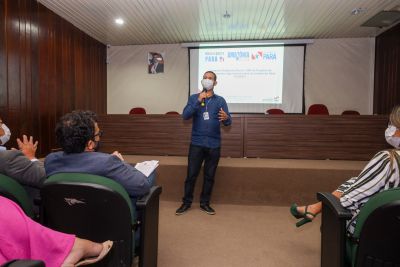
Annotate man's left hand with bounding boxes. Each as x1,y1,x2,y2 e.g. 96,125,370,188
16,135,38,160
218,108,229,122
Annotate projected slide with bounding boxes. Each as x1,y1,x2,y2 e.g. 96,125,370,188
190,45,305,113
199,47,283,104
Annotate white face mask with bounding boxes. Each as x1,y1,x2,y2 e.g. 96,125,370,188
385,125,400,149
201,79,214,91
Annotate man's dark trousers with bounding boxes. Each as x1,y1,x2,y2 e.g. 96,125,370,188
182,144,220,205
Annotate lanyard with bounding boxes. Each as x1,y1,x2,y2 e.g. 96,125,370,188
205,97,213,112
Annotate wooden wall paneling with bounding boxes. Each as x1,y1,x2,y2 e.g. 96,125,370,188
6,0,23,149
220,116,244,157
244,115,390,160
100,45,107,113
60,20,73,116
98,115,389,160
97,41,106,113
98,115,244,158
82,35,89,109
54,18,63,119
81,36,90,111
85,36,91,109
374,23,400,114
30,0,40,144
73,32,83,109
92,43,98,112
23,0,34,136
0,0,107,155
19,0,28,134
88,37,95,110
38,3,50,154
0,0,7,118
48,10,58,153
87,38,106,114
92,42,99,112
98,115,192,156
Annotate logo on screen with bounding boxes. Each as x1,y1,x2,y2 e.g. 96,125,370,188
251,51,277,61
227,51,250,61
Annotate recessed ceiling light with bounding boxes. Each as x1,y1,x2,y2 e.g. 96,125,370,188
115,18,124,25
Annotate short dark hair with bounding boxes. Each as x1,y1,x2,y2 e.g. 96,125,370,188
204,71,217,81
55,110,98,154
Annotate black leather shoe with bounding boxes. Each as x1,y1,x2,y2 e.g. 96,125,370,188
175,204,191,215
200,204,216,215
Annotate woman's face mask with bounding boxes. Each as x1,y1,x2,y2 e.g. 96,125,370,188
201,79,214,91
385,125,400,149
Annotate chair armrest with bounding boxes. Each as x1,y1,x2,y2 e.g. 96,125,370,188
135,185,162,267
317,192,352,267
317,192,352,219
136,185,162,209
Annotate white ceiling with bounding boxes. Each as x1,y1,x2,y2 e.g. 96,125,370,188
37,0,400,46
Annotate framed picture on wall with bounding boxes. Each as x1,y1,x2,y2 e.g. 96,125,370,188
148,52,164,74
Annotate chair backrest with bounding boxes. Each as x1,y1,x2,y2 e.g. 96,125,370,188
165,111,179,115
129,107,146,114
341,110,360,115
307,104,329,115
266,108,284,114
350,188,400,267
41,173,135,267
0,174,34,218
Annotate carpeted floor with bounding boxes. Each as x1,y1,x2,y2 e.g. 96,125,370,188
157,201,321,267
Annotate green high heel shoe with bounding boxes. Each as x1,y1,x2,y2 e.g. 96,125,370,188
295,206,316,227
290,203,303,219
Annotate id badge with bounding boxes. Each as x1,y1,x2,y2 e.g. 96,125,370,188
203,112,210,120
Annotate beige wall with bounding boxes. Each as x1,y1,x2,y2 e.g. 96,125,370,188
107,38,375,114
305,38,375,115
107,44,188,114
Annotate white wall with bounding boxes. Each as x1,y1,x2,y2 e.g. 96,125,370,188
107,44,189,114
305,38,375,115
107,38,375,115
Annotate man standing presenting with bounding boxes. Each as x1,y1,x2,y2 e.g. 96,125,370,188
176,71,231,215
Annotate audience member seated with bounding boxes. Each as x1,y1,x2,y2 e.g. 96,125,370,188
307,104,329,115
341,110,360,115
290,105,400,233
0,135,46,210
45,110,156,206
266,108,284,114
0,117,11,150
129,107,146,115
0,195,112,267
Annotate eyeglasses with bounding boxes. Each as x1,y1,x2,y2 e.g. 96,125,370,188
93,130,103,138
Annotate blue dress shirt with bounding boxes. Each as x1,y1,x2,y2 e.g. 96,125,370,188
182,93,232,148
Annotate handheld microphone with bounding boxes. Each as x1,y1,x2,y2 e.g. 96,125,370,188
201,88,207,107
